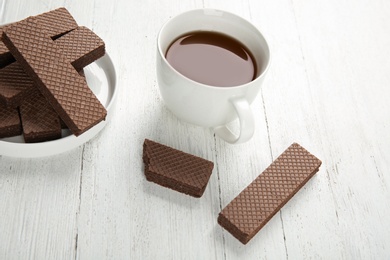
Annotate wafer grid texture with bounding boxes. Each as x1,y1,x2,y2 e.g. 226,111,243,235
0,8,78,68
0,106,21,137
31,7,78,39
143,139,214,197
0,41,9,55
0,36,14,68
0,25,13,64
1,26,105,108
218,143,322,244
20,89,61,143
0,62,34,107
55,26,105,71
2,17,106,136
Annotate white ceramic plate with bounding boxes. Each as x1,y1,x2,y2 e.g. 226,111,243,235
0,54,117,158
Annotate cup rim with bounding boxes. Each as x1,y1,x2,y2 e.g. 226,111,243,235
157,8,271,89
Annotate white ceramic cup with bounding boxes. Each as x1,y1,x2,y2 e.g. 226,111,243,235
157,9,271,144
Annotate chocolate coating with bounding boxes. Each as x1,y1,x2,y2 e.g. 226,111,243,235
218,143,322,244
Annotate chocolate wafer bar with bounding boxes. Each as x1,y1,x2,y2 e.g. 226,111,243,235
0,7,78,68
19,88,61,143
218,143,322,244
3,17,106,136
0,26,104,108
31,7,78,39
0,62,34,108
0,106,21,138
55,26,105,71
143,139,214,198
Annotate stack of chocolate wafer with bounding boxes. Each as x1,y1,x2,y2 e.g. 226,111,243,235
0,8,107,143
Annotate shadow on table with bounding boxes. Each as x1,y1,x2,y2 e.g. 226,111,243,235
140,164,201,209
212,217,281,258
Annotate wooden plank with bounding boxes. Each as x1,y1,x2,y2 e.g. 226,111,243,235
0,148,83,259
285,0,390,258
201,0,287,258
248,0,340,258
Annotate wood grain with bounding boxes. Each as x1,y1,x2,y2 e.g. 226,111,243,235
1,0,389,259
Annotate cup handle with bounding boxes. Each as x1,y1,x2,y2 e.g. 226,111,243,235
213,97,254,144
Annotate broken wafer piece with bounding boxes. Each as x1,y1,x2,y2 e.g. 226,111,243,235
3,17,106,136
0,7,78,68
218,143,322,244
19,88,61,143
0,26,105,108
143,139,214,198
0,106,21,138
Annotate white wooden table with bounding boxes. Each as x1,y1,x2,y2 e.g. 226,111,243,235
1,0,389,259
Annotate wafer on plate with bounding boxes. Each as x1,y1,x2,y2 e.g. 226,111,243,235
2,16,107,136
0,26,105,108
19,88,62,143
0,106,21,138
0,7,78,68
